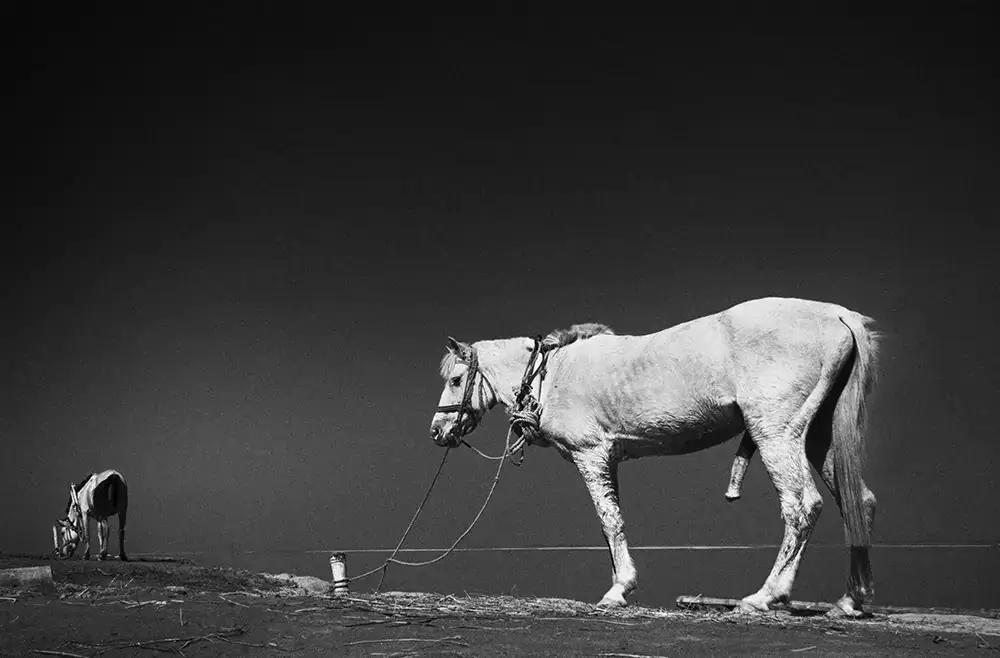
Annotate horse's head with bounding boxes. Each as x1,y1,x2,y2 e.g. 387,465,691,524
53,484,84,558
430,337,497,447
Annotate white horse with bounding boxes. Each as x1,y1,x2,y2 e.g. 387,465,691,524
54,470,129,561
430,297,879,616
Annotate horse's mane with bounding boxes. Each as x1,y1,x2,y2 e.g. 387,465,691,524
439,323,614,378
542,322,615,349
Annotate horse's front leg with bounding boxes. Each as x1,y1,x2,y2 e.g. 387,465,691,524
573,447,637,607
81,520,92,560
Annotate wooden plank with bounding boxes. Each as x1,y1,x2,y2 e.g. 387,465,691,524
0,565,53,587
677,595,828,614
675,594,989,617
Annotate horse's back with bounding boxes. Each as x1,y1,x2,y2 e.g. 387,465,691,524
720,297,870,356
89,470,127,519
723,297,871,331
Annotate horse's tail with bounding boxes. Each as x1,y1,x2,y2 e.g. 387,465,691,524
834,313,880,547
107,473,127,514
107,477,117,509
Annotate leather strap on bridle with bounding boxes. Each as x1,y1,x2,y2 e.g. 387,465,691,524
436,348,498,437
53,503,84,557
514,335,551,409
436,335,552,451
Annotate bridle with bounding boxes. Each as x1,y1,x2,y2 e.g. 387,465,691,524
513,336,551,412
52,500,84,558
436,336,553,446
435,347,498,441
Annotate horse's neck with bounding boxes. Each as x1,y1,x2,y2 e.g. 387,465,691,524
479,337,534,408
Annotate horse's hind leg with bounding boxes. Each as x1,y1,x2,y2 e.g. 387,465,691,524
807,443,876,616
117,484,129,561
97,519,110,560
738,432,823,612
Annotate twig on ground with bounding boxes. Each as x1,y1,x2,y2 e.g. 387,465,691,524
32,650,89,658
67,626,251,654
345,635,467,648
289,607,325,614
536,617,639,626
599,653,670,658
455,623,530,631
791,646,817,653
345,617,440,628
123,600,169,609
220,590,262,597
218,594,249,608
74,588,91,598
214,636,291,651
0,596,17,602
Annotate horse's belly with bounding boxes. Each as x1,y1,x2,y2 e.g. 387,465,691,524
618,402,745,458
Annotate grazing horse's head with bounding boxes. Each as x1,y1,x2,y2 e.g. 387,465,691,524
53,483,84,558
430,337,497,447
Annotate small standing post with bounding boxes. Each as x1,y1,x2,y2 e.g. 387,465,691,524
330,553,349,595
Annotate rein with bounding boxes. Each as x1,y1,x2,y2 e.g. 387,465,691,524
347,334,558,591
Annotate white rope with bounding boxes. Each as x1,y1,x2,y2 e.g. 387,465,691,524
348,423,520,591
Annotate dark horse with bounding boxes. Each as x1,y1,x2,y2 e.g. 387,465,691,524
54,469,128,561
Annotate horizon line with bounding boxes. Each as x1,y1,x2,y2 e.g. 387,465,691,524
302,543,998,554
127,543,998,556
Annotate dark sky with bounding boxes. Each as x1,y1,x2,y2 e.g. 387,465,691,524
3,7,997,561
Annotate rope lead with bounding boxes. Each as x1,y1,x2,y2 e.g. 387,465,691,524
348,421,518,591
349,337,549,589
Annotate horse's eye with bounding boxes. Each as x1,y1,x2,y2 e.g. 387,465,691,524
450,376,462,387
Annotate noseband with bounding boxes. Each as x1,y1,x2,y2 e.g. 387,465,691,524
436,348,497,438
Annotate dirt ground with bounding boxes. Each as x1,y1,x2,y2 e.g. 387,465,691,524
1,554,998,657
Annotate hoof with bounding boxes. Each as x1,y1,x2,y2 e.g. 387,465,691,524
597,589,628,608
736,595,770,614
119,554,129,562
827,606,865,618
597,597,627,608
829,596,867,618
81,554,91,561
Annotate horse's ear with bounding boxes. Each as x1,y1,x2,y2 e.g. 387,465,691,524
69,484,78,506
446,337,463,354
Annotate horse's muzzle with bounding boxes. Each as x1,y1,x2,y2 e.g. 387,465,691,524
430,425,460,447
